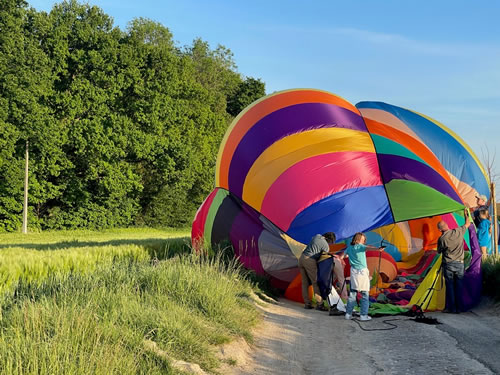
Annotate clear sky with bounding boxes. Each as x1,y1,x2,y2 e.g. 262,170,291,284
30,0,500,181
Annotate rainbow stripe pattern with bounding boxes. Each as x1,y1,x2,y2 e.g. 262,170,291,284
192,89,487,307
213,89,488,244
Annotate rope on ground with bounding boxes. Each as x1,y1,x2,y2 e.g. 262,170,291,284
352,317,407,331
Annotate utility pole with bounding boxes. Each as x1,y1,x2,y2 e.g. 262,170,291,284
22,140,28,234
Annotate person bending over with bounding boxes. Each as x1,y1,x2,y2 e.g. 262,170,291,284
299,232,336,311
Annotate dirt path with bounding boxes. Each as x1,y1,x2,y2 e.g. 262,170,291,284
230,299,500,375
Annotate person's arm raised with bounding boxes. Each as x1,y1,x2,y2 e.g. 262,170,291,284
464,208,472,228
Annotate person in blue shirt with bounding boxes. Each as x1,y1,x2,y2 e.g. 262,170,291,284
473,194,489,227
476,209,492,259
298,232,336,310
344,232,384,321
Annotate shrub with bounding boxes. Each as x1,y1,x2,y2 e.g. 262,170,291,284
482,254,500,301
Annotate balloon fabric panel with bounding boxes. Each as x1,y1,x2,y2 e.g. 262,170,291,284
211,191,244,246
358,101,489,203
216,89,358,188
287,185,393,243
385,180,464,222
362,117,462,199
242,128,375,210
228,203,267,275
370,134,427,165
191,188,219,248
378,154,463,202
260,151,383,232
228,102,368,198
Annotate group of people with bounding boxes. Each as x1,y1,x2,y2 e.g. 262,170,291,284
298,231,384,322
438,194,494,314
298,194,494,319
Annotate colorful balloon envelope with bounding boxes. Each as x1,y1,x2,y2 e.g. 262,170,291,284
192,89,487,309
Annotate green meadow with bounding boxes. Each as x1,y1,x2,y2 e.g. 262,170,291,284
0,229,262,374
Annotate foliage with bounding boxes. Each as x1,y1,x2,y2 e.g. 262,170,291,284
482,254,500,302
0,0,266,231
227,77,266,117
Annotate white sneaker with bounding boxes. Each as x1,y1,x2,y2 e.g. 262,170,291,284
360,315,372,321
344,313,352,320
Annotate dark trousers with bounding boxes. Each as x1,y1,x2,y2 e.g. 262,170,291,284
443,261,464,312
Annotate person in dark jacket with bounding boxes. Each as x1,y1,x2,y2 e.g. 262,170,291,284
437,209,471,313
299,232,336,310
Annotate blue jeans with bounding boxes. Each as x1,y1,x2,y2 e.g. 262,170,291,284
443,261,464,313
346,290,369,315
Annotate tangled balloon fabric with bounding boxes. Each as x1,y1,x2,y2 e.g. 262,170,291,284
192,89,487,311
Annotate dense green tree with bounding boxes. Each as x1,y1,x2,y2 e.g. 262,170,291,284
227,77,266,117
40,0,141,229
0,0,67,230
0,0,266,231
0,0,29,231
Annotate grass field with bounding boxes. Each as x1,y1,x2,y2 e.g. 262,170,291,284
0,228,191,298
0,228,262,374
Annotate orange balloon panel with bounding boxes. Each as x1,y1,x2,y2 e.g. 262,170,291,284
284,273,305,303
408,216,442,250
329,243,347,253
366,255,398,282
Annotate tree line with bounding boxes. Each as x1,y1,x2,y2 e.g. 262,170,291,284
0,0,265,231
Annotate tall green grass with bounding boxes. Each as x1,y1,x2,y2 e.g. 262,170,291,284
0,245,149,298
0,227,191,257
0,256,260,374
482,254,500,301
0,228,191,298
0,229,262,374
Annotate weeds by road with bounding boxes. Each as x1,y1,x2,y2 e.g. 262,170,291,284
0,229,261,374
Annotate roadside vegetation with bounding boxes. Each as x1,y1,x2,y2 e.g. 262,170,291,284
0,228,263,374
482,254,500,302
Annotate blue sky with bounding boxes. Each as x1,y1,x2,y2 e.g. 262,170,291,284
31,0,500,181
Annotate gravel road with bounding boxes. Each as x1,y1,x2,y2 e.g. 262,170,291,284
232,299,500,375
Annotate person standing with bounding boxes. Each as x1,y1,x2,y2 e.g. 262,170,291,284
473,194,489,226
298,232,336,310
476,209,492,259
344,232,384,321
437,209,471,313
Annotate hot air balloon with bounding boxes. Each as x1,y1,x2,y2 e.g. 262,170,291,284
192,89,487,311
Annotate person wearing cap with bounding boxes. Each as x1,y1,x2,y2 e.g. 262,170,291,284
473,194,489,226
437,209,471,313
298,232,336,311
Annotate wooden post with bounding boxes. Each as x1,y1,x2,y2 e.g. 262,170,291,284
22,140,28,234
492,182,498,255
